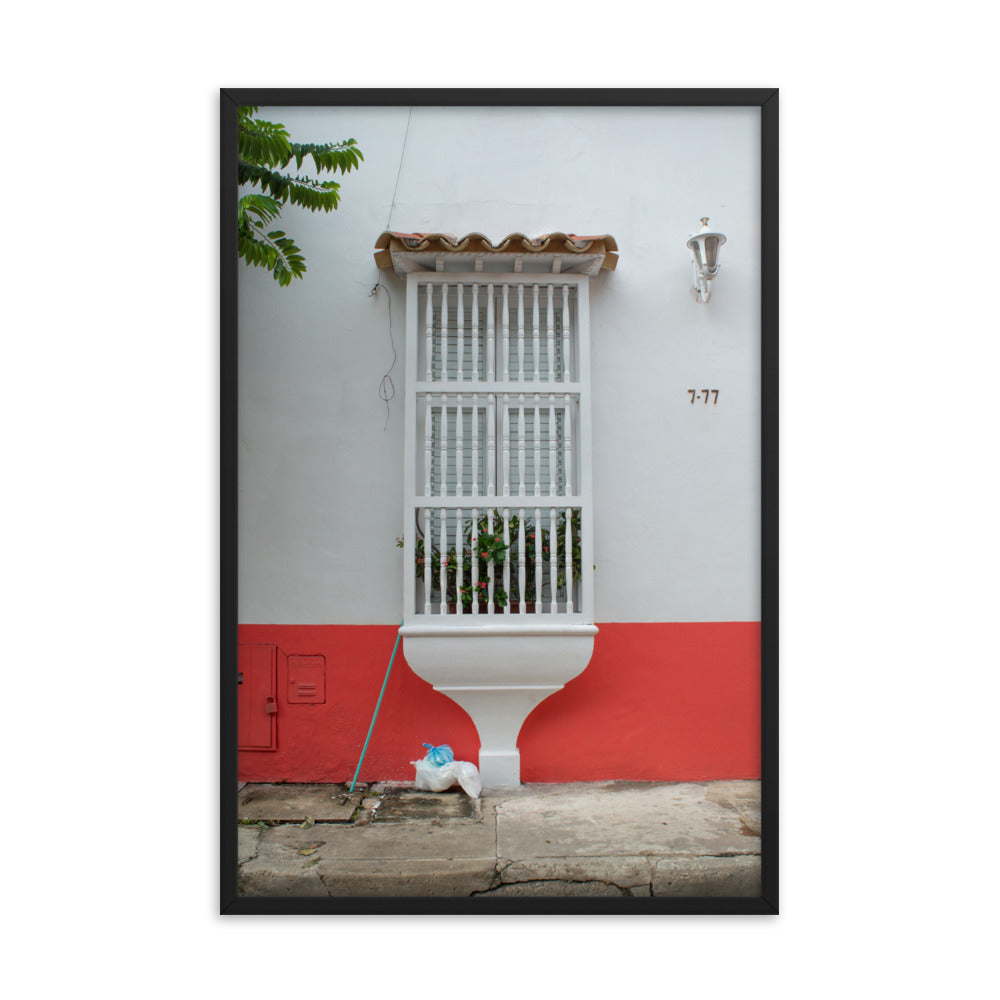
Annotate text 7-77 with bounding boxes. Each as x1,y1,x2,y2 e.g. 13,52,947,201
688,389,719,404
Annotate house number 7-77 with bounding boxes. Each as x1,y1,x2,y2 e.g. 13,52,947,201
688,389,719,404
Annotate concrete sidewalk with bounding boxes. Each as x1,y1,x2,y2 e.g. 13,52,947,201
237,780,761,898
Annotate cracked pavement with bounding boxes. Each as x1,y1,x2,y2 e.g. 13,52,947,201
237,780,761,898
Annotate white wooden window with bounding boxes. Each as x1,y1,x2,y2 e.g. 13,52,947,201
403,274,594,622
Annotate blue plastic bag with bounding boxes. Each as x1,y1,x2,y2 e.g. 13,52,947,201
422,743,454,766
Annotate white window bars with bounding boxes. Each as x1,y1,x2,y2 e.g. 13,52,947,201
403,273,594,622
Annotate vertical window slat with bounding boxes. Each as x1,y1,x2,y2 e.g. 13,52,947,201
456,395,464,498
471,395,480,496
518,505,526,611
425,284,433,381
561,284,571,382
456,505,463,614
441,283,449,382
487,507,495,614
423,398,432,497
533,395,541,500
517,396,526,500
546,285,555,382
532,284,540,382
471,284,480,383
486,283,495,381
549,393,559,497
471,503,479,615
423,507,432,615
457,284,464,382
439,502,447,614
549,506,558,613
440,400,448,497
487,394,496,497
564,393,573,497
502,395,511,496
533,502,542,614
501,283,510,382
517,285,525,382
565,505,573,614
502,508,510,615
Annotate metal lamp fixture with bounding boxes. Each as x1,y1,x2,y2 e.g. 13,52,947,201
686,217,727,303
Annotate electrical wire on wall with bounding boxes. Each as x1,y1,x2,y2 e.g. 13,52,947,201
385,107,412,233
370,106,412,431
370,280,395,430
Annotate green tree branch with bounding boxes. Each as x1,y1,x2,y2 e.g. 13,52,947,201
237,106,363,285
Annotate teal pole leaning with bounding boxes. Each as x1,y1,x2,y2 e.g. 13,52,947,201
348,623,403,794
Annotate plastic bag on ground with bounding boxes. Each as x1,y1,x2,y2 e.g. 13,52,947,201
412,758,482,798
421,743,454,766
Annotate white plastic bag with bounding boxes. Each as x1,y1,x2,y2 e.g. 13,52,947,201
412,758,482,798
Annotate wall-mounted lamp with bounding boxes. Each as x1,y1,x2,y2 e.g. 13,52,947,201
686,218,727,304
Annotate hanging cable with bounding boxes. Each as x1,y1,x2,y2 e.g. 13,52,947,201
385,106,412,232
370,281,396,429
369,108,411,429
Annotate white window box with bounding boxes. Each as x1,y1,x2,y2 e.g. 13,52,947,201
376,233,615,787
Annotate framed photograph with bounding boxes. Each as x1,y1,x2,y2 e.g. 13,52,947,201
221,88,777,914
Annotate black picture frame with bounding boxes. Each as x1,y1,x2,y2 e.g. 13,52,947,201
221,87,778,915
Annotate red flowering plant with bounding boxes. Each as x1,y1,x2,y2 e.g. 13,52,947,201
458,521,509,609
466,509,582,607
400,524,509,609
400,508,581,611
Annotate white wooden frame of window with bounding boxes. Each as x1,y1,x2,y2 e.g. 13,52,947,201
402,271,595,626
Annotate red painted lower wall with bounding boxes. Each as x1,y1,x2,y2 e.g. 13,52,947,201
237,622,760,784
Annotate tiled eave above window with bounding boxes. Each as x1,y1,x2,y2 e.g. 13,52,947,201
373,231,619,276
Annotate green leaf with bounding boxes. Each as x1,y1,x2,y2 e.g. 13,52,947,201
237,113,361,286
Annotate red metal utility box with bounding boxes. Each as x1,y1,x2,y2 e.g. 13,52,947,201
238,643,277,750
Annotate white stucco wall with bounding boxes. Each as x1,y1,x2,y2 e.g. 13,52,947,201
238,105,760,624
